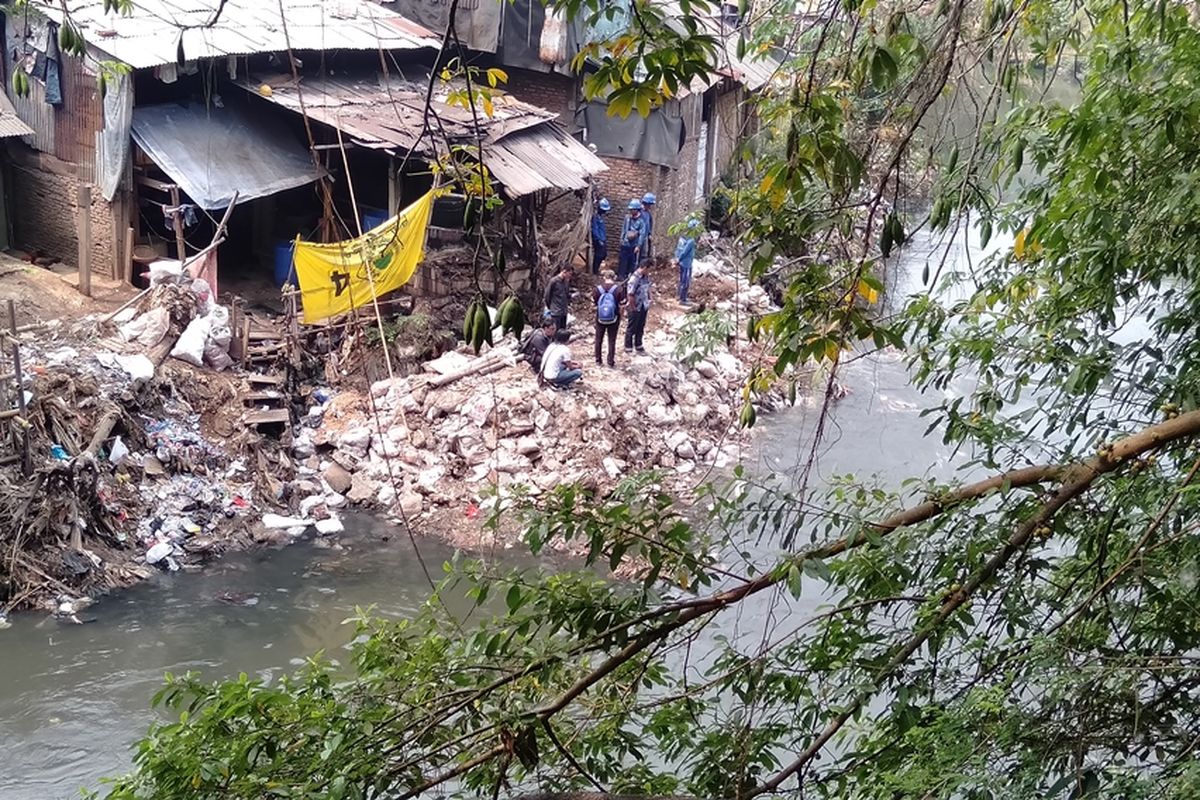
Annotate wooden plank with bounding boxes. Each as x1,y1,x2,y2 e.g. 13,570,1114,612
168,186,187,262
77,184,92,298
247,373,285,386
135,174,177,193
241,391,284,403
242,408,290,426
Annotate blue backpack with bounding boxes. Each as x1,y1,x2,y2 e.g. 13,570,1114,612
597,285,618,324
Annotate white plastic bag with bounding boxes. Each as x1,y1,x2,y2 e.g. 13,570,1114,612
202,306,234,370
170,315,212,367
118,306,170,346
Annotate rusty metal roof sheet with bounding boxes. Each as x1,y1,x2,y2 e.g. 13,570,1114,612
31,0,439,70
0,91,35,139
485,123,607,196
238,74,605,196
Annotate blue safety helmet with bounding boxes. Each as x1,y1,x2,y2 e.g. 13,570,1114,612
687,218,700,229
642,192,657,206
628,199,643,210
598,198,612,212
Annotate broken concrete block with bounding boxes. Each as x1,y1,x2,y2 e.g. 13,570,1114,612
516,436,540,456
347,477,378,504
695,360,718,379
399,491,424,518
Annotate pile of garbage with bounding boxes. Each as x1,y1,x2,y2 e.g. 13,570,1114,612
0,270,261,612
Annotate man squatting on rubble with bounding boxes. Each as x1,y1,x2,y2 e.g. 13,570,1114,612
544,266,573,331
520,315,557,373
593,268,627,367
541,330,583,388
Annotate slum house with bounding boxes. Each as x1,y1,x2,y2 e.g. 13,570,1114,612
0,0,443,292
233,71,609,298
381,0,778,260
0,91,35,251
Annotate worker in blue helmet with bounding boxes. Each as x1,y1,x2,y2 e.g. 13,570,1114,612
674,218,701,305
591,197,611,275
618,198,647,280
640,192,657,266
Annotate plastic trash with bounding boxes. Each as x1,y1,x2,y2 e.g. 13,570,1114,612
108,436,129,465
147,259,183,286
50,444,69,460
145,541,173,564
262,513,310,530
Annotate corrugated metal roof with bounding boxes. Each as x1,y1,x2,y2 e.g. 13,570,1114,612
131,101,324,208
0,86,36,139
238,74,606,196
485,123,607,196
32,0,439,70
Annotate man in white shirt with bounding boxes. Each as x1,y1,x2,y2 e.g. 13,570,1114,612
541,330,583,388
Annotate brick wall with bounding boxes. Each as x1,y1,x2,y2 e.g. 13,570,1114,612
502,68,578,129
9,145,119,278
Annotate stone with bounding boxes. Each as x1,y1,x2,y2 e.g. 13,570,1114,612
370,435,402,459
714,352,741,375
417,465,446,495
315,517,344,535
534,409,552,431
696,439,714,457
535,471,562,491
337,427,371,455
658,451,677,468
695,360,718,379
302,455,320,472
665,430,690,451
716,403,733,419
675,441,696,461
602,457,625,479
683,403,711,425
378,484,397,506
505,417,535,437
325,492,347,508
516,436,541,456
647,404,682,425
331,453,357,472
347,476,378,504
387,425,409,443
399,491,424,517
410,429,428,449
585,404,607,421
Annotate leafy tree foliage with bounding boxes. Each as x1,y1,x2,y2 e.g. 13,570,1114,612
96,0,1200,798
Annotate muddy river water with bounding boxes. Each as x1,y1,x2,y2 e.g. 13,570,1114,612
0,229,981,798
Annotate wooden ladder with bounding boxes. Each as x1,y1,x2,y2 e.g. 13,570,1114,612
240,372,290,430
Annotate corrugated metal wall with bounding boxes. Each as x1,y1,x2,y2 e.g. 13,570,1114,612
4,9,100,177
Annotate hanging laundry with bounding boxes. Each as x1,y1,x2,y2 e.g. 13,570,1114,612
41,24,63,106
162,204,198,230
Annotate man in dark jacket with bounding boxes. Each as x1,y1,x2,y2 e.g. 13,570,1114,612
592,269,627,367
624,263,652,354
543,266,573,331
520,316,557,374
591,198,610,274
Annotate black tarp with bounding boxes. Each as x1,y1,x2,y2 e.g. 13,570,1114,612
582,101,685,167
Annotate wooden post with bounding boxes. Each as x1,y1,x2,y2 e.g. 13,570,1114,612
168,185,187,263
388,156,398,217
122,225,134,285
8,299,29,477
76,184,92,298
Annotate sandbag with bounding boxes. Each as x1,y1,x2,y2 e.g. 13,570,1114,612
118,305,171,347
170,315,212,367
202,305,234,371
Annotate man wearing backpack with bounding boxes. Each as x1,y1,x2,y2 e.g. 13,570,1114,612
592,269,626,367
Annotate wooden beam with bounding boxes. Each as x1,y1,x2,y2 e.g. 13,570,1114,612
168,185,187,262
135,174,177,193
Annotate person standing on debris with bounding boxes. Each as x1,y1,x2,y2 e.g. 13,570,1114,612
640,192,657,265
592,269,627,367
520,315,557,374
591,197,611,275
624,262,653,354
618,200,647,281
674,218,701,305
544,265,573,331
541,329,583,388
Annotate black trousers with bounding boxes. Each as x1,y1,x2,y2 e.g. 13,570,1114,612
595,320,619,365
551,313,568,332
624,308,648,350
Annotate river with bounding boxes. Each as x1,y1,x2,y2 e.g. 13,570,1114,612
0,226,984,799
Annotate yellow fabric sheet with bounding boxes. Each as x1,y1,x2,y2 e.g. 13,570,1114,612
293,191,435,323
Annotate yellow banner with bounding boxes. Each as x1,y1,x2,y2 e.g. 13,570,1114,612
293,191,435,323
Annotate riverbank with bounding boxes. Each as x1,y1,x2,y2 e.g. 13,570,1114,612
0,246,785,615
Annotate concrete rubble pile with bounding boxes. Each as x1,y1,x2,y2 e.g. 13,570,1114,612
284,250,781,550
